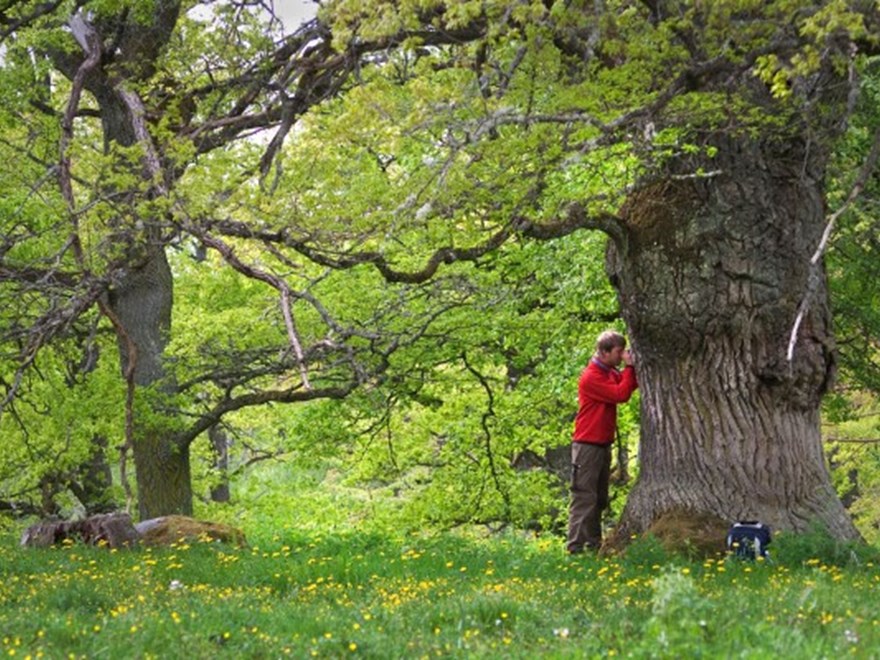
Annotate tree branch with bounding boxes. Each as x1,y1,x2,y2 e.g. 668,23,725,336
787,122,880,362
194,231,313,390
60,13,103,266
825,436,880,444
461,351,510,519
205,204,622,285
174,382,359,449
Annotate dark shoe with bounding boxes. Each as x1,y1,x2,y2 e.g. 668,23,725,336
568,544,599,555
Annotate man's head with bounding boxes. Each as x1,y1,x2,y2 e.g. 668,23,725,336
595,330,628,367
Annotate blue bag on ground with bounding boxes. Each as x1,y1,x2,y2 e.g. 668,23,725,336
726,521,771,559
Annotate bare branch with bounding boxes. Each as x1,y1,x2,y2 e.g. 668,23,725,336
787,123,880,362
461,351,510,519
176,382,358,448
59,13,102,265
205,203,622,285
194,231,313,390
0,275,111,415
116,88,168,194
825,436,880,444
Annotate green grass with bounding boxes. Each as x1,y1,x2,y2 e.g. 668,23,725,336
1,526,880,659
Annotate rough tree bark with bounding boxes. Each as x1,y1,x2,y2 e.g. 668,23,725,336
107,245,190,519
610,130,860,540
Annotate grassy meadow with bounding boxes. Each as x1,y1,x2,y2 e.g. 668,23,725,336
1,518,880,659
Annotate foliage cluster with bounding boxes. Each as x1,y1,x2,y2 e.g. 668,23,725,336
822,51,880,541
0,0,878,540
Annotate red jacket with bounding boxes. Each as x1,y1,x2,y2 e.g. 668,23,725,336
573,358,638,444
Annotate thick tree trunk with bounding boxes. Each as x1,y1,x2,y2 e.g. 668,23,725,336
131,434,193,520
108,246,193,519
611,134,860,541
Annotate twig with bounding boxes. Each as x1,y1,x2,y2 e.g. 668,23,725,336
825,436,880,444
461,351,511,519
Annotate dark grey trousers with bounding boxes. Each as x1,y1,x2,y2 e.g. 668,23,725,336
567,442,612,552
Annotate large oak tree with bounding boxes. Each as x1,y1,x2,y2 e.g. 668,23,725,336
280,0,879,539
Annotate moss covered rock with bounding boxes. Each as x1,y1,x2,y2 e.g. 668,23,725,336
134,515,247,547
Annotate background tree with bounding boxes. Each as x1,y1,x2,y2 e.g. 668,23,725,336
0,0,589,519
0,0,369,517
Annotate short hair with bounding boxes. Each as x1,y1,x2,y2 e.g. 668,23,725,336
596,330,626,354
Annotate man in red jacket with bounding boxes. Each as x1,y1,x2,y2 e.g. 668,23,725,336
567,330,638,554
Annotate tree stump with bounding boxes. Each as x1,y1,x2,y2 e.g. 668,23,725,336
20,512,140,549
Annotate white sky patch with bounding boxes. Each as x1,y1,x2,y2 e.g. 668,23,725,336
274,0,318,31
187,1,318,34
